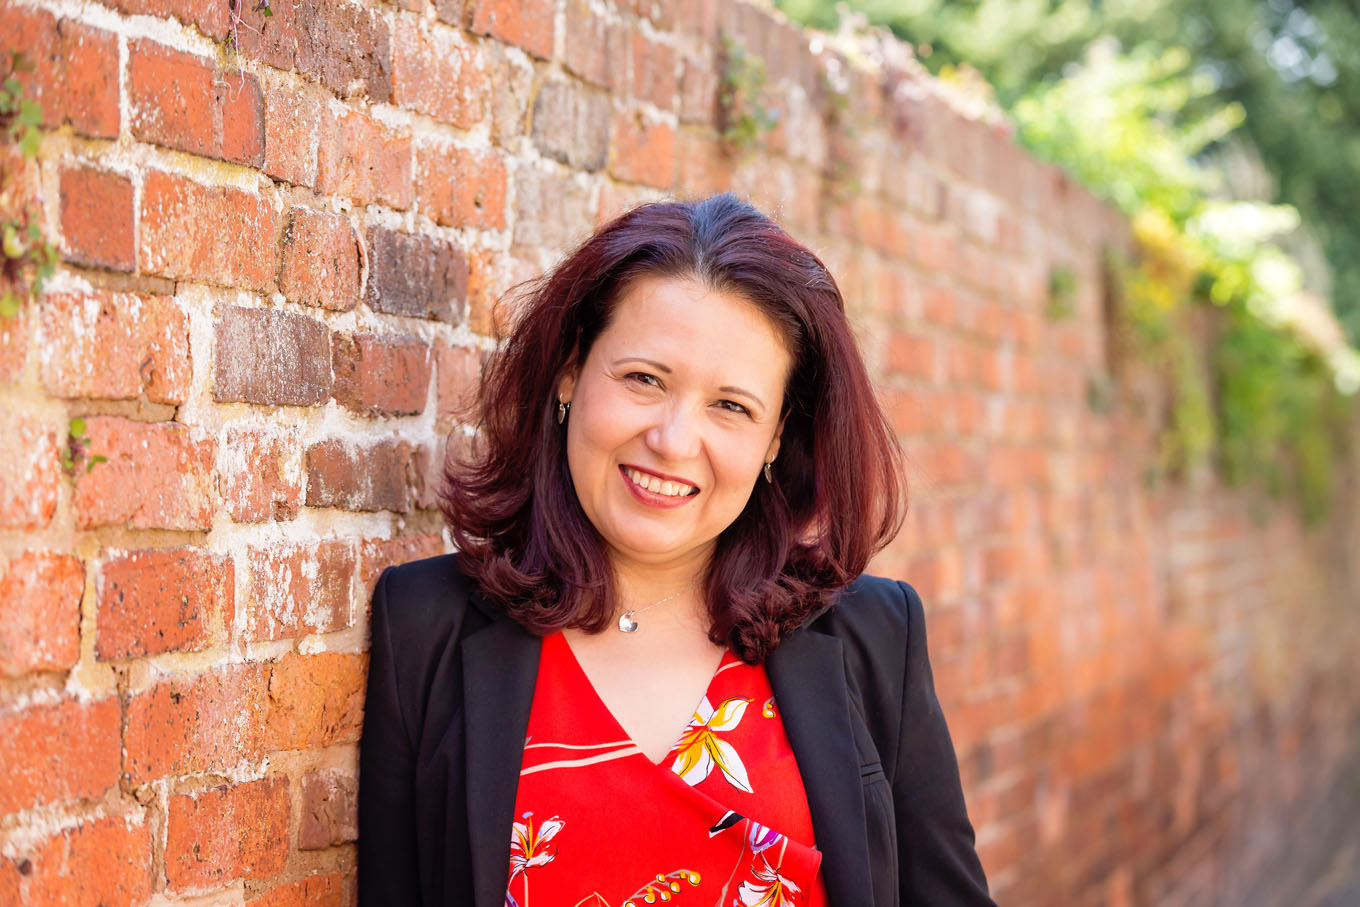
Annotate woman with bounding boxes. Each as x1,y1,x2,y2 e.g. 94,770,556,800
358,194,994,906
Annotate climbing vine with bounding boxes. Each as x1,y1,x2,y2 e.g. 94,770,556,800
717,35,780,155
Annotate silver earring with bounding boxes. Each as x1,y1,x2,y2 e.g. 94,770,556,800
557,401,569,424
763,461,773,484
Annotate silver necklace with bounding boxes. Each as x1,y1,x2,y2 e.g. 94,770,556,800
617,580,699,634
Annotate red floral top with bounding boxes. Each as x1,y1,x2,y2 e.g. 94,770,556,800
507,631,830,907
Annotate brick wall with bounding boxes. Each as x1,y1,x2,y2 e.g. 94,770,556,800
1,0,1356,904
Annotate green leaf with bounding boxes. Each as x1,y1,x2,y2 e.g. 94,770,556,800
18,125,41,157
69,417,87,437
263,5,273,15
0,291,18,319
17,98,41,126
2,223,23,259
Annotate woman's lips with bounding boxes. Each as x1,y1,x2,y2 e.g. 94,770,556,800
619,465,699,509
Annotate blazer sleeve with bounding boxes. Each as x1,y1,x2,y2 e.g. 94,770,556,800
358,567,424,906
893,580,996,907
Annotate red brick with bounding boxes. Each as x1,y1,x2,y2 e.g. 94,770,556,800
673,129,732,197
679,54,718,124
96,548,233,660
0,6,119,138
359,534,445,596
166,777,290,891
511,167,593,250
264,652,366,751
467,0,554,59
234,0,302,71
40,291,190,403
0,859,17,905
140,171,276,291
410,439,446,511
222,429,304,523
436,342,482,423
530,80,611,171
107,0,228,39
888,332,938,382
59,166,134,271
333,332,431,416
246,540,355,641
73,417,216,531
263,81,323,188
392,19,489,128
563,0,629,90
365,227,467,322
299,770,358,849
305,439,417,512
248,872,345,907
278,208,363,311
213,305,332,406
315,108,412,209
124,663,269,784
415,141,508,230
295,0,393,102
25,816,154,907
630,32,677,111
0,552,82,677
0,417,59,529
0,697,120,814
610,111,674,188
128,41,265,165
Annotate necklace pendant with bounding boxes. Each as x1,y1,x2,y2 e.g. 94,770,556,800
617,611,639,633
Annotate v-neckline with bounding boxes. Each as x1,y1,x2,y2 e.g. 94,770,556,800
551,631,736,768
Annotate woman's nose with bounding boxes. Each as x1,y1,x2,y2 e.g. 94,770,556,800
645,404,702,462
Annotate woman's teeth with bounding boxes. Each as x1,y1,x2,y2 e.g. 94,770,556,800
624,467,696,497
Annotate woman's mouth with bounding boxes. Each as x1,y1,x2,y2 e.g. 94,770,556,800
620,465,700,505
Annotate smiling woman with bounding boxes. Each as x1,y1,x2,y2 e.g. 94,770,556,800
357,194,995,907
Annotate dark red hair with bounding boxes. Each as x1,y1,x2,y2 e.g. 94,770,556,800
440,194,904,663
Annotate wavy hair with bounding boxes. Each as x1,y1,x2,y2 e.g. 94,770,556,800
440,194,905,663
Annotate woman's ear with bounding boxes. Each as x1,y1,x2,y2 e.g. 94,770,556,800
556,357,580,405
764,415,786,463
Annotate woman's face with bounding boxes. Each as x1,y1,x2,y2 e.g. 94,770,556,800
558,275,792,576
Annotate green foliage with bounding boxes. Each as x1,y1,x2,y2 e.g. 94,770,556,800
717,35,780,154
0,52,57,320
1015,44,1357,516
61,417,107,477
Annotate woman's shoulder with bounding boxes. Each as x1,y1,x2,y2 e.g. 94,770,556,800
370,553,482,654
816,572,926,644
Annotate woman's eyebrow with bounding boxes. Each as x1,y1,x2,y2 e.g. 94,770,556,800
613,357,767,412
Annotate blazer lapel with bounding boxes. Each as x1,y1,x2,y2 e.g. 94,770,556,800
767,628,874,907
461,611,542,907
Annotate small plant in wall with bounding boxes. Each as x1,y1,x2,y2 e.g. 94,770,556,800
717,35,780,156
0,52,57,319
62,418,107,476
225,0,272,53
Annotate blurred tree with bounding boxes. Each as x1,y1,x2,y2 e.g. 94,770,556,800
775,0,1360,341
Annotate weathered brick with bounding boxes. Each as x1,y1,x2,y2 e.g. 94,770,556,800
393,19,489,128
264,652,366,751
467,0,554,59
59,166,134,271
436,341,482,423
410,439,446,510
563,0,629,90
248,872,345,907
96,548,234,661
359,534,445,596
630,31,677,111
610,110,675,188
25,816,154,907
299,770,358,849
40,291,190,403
234,0,302,71
128,40,264,165
365,228,467,323
246,540,355,641
315,108,412,209
124,663,269,784
263,80,323,188
296,0,393,102
531,80,611,171
278,208,363,311
486,44,535,146
0,306,25,383
333,332,431,416
678,54,718,124
0,6,119,138
673,129,732,198
0,552,82,678
0,416,59,529
222,429,304,523
305,438,416,512
73,417,217,531
213,305,332,406
107,0,228,39
140,171,276,291
415,141,508,230
512,167,593,250
0,697,120,814
165,777,290,891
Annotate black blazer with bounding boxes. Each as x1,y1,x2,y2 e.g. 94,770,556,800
358,555,995,906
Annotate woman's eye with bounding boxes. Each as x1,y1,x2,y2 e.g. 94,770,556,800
716,399,750,416
627,372,661,388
